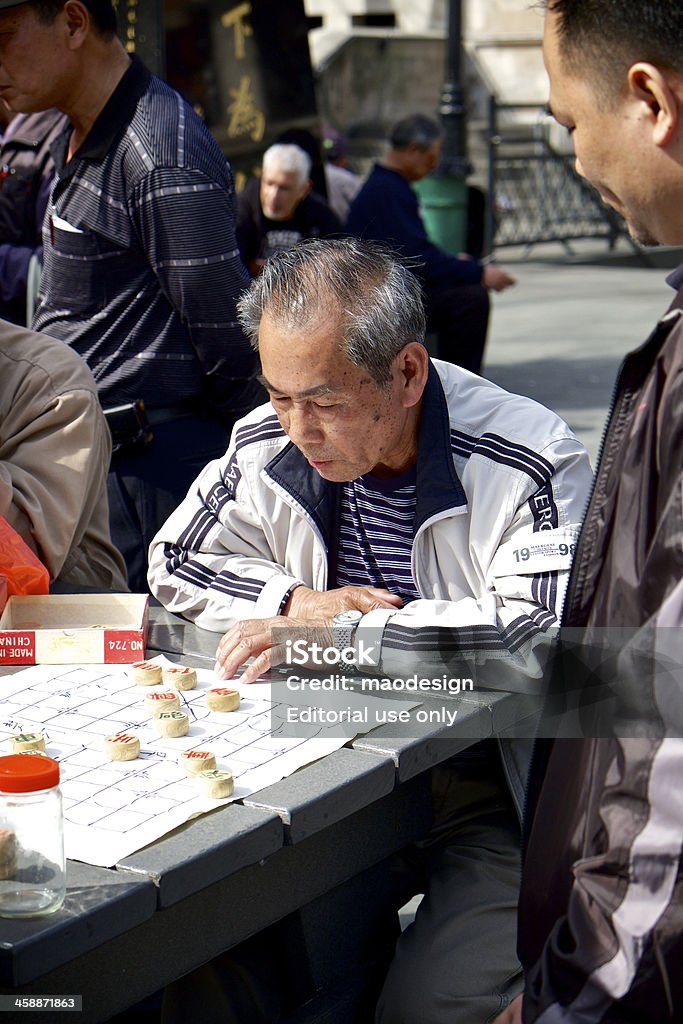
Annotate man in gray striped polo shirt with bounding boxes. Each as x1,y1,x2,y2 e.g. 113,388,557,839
0,0,261,591
150,238,593,1024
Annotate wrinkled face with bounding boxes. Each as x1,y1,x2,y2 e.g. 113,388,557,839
542,9,661,246
259,167,310,221
258,312,418,482
0,6,68,114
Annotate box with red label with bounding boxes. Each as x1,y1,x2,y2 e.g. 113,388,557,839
0,594,149,665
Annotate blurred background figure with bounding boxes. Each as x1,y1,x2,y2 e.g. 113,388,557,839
0,106,66,326
322,126,363,222
275,126,329,200
236,142,341,275
347,114,516,375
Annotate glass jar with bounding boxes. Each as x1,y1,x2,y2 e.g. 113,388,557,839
0,754,65,918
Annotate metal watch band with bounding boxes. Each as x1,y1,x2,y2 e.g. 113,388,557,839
333,611,362,674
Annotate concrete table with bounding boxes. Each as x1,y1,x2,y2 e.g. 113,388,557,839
0,605,526,1022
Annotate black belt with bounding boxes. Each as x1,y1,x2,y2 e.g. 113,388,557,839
105,400,200,456
145,403,200,426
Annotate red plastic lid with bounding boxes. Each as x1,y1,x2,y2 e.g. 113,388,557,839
0,754,60,792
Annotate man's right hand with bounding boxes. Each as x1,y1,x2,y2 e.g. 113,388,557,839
482,263,517,292
283,584,402,621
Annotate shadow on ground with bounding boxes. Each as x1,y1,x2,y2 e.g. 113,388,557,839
485,355,620,412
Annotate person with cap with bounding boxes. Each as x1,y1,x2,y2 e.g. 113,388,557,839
322,126,363,223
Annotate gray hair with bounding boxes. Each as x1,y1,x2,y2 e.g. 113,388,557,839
261,143,311,185
237,238,426,387
389,114,441,151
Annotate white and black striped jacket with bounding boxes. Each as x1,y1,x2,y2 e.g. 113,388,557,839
149,359,592,809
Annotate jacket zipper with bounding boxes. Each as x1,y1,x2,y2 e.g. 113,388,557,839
560,366,624,625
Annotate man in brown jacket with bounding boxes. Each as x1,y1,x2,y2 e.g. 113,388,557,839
0,319,127,590
496,2,683,1021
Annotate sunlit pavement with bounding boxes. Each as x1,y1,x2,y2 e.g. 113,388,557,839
483,242,680,464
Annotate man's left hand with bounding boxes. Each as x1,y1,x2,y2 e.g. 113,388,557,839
215,615,332,684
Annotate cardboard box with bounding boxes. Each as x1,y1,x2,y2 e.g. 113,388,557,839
0,594,149,665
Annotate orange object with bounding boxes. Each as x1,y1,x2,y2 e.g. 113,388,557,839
0,754,60,793
0,517,49,609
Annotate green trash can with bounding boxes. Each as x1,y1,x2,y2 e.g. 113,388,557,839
413,173,468,256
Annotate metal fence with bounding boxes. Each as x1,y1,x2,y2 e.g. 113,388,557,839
485,99,643,259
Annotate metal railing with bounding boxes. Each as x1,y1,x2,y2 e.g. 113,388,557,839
485,99,644,259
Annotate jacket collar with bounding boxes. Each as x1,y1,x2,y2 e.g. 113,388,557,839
264,443,339,550
264,359,466,550
414,360,467,529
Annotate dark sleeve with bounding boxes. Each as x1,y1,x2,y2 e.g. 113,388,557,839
0,160,49,304
235,177,263,268
304,192,343,237
347,174,482,286
521,734,683,1024
521,358,683,1023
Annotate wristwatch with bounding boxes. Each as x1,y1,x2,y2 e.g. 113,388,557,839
332,609,363,673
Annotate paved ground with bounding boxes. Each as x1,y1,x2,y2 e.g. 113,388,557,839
483,245,678,463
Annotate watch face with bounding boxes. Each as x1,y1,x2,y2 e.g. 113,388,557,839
335,610,363,625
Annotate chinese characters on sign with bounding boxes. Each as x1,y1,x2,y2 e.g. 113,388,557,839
221,2,253,60
227,76,266,143
112,1,320,178
221,3,266,144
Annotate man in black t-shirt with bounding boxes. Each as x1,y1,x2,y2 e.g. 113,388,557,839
236,143,341,276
